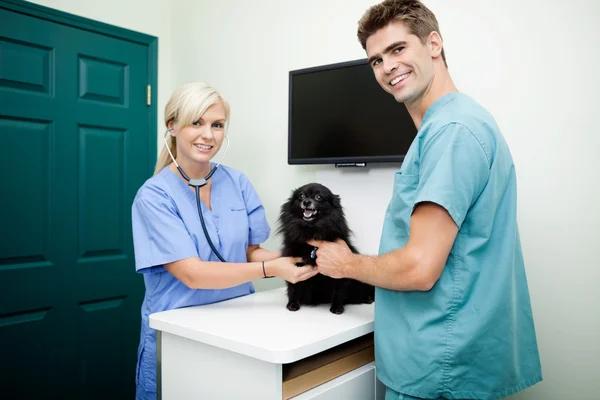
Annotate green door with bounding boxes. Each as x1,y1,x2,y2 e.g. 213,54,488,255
0,3,156,399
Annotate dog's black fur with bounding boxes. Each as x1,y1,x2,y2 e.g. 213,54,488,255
277,183,374,314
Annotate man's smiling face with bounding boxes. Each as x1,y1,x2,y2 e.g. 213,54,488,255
366,21,436,105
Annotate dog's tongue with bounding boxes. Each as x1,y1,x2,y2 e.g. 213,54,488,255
303,210,316,218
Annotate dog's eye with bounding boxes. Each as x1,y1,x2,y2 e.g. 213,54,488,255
315,194,323,201
299,194,305,200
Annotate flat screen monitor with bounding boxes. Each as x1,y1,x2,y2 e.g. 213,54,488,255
288,58,417,166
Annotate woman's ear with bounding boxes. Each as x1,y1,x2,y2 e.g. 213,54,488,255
167,120,175,135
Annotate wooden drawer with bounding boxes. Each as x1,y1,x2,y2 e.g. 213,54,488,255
282,333,374,399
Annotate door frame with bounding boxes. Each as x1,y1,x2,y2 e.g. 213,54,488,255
1,0,159,173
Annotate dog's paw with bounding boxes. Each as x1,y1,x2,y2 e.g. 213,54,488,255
287,301,300,312
330,304,344,315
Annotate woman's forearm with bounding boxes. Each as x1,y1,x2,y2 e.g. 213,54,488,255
247,245,281,262
165,257,275,289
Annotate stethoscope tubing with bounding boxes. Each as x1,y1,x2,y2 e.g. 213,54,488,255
164,128,230,262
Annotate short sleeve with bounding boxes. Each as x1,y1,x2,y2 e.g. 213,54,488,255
131,185,198,273
239,174,271,245
413,123,490,229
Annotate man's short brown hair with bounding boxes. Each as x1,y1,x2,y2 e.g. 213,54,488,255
357,0,447,67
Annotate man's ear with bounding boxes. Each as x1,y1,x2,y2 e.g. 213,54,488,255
428,31,443,60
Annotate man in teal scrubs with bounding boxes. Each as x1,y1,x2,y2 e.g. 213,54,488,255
307,1,543,399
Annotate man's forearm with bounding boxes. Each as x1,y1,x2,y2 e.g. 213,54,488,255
346,247,434,291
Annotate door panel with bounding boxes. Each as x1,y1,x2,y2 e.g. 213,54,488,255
0,4,154,399
0,36,54,95
0,117,52,266
1,308,53,398
78,125,127,260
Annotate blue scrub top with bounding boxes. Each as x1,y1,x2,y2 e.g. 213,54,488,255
375,92,542,399
131,164,270,398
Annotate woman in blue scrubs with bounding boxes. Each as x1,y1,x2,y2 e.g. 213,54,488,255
131,82,317,400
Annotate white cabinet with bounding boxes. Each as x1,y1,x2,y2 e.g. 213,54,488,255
150,287,384,400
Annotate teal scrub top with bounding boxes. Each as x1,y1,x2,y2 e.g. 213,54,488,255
375,92,542,399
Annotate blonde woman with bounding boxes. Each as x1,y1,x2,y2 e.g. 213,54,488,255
131,82,317,400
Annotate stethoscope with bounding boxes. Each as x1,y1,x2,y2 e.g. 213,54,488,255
164,128,230,262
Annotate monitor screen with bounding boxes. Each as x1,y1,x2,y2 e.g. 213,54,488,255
288,59,417,165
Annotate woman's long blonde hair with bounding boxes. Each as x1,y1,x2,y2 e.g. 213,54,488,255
154,82,231,175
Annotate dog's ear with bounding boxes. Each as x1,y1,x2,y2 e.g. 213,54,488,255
281,190,295,210
333,194,342,208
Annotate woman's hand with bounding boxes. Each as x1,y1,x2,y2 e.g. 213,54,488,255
267,257,318,283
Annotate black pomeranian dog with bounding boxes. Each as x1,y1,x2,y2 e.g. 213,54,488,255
277,183,374,314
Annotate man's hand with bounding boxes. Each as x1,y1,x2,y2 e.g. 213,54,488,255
306,238,357,279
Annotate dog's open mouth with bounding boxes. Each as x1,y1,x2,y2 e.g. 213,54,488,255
303,209,318,221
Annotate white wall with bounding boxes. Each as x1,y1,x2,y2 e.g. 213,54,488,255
28,0,175,152
170,0,382,290
28,0,600,398
170,0,600,399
